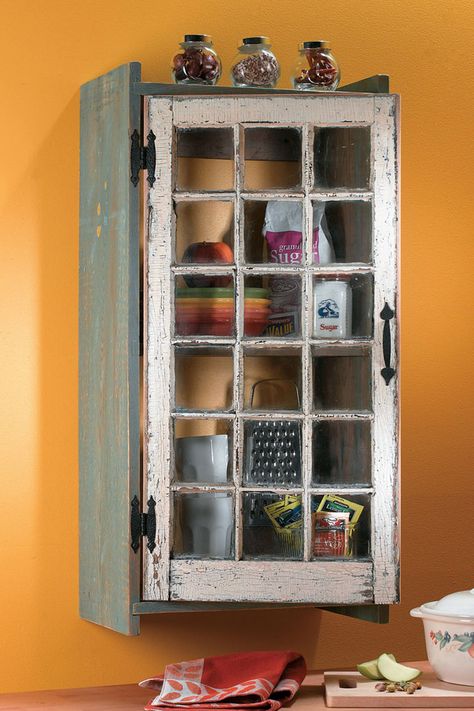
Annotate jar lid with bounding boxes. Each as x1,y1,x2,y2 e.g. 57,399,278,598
300,40,329,49
184,34,212,43
242,36,270,45
316,274,352,282
420,589,474,618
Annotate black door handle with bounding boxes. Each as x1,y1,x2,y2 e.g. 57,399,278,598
380,302,396,385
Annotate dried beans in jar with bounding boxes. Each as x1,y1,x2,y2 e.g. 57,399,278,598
230,36,280,88
172,34,221,85
292,41,340,91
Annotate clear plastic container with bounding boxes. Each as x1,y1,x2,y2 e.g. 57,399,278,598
231,36,280,88
171,34,221,85
292,41,340,91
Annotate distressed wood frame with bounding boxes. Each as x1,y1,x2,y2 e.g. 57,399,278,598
144,93,399,605
79,63,141,634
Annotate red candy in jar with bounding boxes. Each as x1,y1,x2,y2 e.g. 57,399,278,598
292,41,340,91
172,34,221,85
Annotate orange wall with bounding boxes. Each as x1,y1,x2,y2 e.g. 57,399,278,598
1,0,474,694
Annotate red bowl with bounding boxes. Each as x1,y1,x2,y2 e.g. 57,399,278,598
244,314,269,337
176,313,234,336
176,309,270,337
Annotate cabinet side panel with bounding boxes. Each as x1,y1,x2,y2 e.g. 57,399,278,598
79,62,141,634
372,95,400,603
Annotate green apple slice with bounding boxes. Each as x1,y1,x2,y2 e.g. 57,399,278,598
357,653,396,680
377,653,421,682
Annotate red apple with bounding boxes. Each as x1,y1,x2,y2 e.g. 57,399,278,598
182,241,233,287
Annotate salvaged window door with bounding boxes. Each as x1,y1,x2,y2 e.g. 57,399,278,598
143,93,399,605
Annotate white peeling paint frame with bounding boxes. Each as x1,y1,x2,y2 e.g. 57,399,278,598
143,97,173,600
371,95,400,604
144,93,399,605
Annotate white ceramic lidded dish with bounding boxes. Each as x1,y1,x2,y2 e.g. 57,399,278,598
411,589,474,686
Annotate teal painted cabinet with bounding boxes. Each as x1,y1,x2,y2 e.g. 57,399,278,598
80,63,399,635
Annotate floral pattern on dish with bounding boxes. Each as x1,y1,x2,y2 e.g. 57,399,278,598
430,630,474,656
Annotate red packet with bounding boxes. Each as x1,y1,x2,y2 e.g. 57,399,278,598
313,510,350,557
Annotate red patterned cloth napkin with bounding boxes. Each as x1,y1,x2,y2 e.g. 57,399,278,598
139,651,307,711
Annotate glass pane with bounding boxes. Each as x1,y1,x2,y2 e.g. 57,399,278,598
175,200,234,265
313,274,373,340
350,274,374,338
242,492,303,559
173,492,234,558
174,418,232,483
175,346,233,411
312,200,372,264
243,200,267,263
175,275,235,337
311,493,371,559
243,420,302,486
243,280,272,339
176,128,234,191
243,274,301,339
313,347,371,411
244,128,302,191
314,127,371,190
312,420,371,486
244,200,312,265
243,349,302,411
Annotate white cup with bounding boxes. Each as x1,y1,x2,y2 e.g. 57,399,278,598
175,434,229,483
181,493,233,558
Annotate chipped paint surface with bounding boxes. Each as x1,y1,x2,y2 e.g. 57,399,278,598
143,98,174,601
143,93,399,606
170,560,373,603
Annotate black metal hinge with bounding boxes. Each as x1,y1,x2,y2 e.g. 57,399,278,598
130,495,156,553
130,130,156,188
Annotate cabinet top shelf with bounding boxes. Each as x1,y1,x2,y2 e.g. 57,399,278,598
134,73,390,97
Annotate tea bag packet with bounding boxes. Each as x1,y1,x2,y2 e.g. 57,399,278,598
264,496,303,531
262,202,334,337
314,495,365,557
313,511,350,557
316,494,364,524
264,496,304,556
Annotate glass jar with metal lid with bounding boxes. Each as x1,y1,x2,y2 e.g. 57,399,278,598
292,40,340,91
230,36,280,88
171,34,221,85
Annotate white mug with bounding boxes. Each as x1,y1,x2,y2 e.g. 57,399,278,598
181,493,233,558
175,434,229,483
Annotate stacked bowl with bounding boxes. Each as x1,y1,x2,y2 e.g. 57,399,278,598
176,287,270,336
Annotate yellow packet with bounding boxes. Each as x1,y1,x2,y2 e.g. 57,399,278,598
264,496,303,531
316,494,364,524
264,498,287,516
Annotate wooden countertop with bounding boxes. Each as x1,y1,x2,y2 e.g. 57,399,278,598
0,662,461,711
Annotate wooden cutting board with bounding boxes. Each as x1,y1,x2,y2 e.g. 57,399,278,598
324,671,474,707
